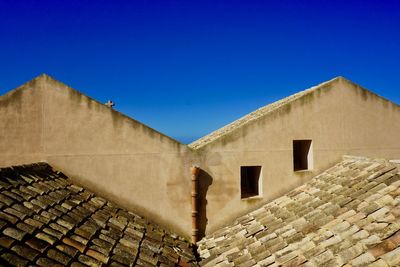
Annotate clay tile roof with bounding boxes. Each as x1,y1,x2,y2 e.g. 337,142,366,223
188,77,341,150
197,156,400,267
0,163,197,266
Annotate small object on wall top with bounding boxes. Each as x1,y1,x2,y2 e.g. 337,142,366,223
105,100,115,108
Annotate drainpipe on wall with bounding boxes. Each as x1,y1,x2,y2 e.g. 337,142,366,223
191,165,200,244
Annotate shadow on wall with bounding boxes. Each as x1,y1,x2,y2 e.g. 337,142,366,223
198,169,213,240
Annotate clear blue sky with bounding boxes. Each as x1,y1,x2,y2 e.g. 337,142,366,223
0,0,399,143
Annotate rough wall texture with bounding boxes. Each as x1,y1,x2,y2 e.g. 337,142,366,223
0,75,399,239
192,77,400,234
0,78,45,165
0,75,194,238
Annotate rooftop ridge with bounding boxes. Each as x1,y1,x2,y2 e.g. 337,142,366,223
0,74,185,146
189,76,342,149
41,74,186,145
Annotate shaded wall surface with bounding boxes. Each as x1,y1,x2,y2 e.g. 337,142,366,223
0,78,45,165
1,75,399,238
193,77,400,234
0,75,194,237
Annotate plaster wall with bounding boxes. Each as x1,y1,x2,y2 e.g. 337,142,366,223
0,78,45,166
196,78,400,234
0,75,193,237
1,75,399,238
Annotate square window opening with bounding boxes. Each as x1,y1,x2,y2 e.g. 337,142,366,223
293,140,313,171
241,166,261,199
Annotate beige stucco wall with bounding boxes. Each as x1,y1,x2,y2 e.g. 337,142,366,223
1,75,399,238
195,77,400,234
0,78,45,165
0,75,194,237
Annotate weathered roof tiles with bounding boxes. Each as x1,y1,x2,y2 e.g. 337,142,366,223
1,156,399,266
197,156,400,267
0,163,197,267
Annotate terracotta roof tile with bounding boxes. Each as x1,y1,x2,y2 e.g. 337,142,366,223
198,156,400,266
0,163,197,266
0,236,15,249
1,252,29,266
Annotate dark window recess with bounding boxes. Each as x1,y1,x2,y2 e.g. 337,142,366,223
241,166,261,199
293,140,312,171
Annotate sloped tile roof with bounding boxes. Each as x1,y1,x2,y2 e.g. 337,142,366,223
189,77,340,149
0,163,196,267
197,156,400,266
